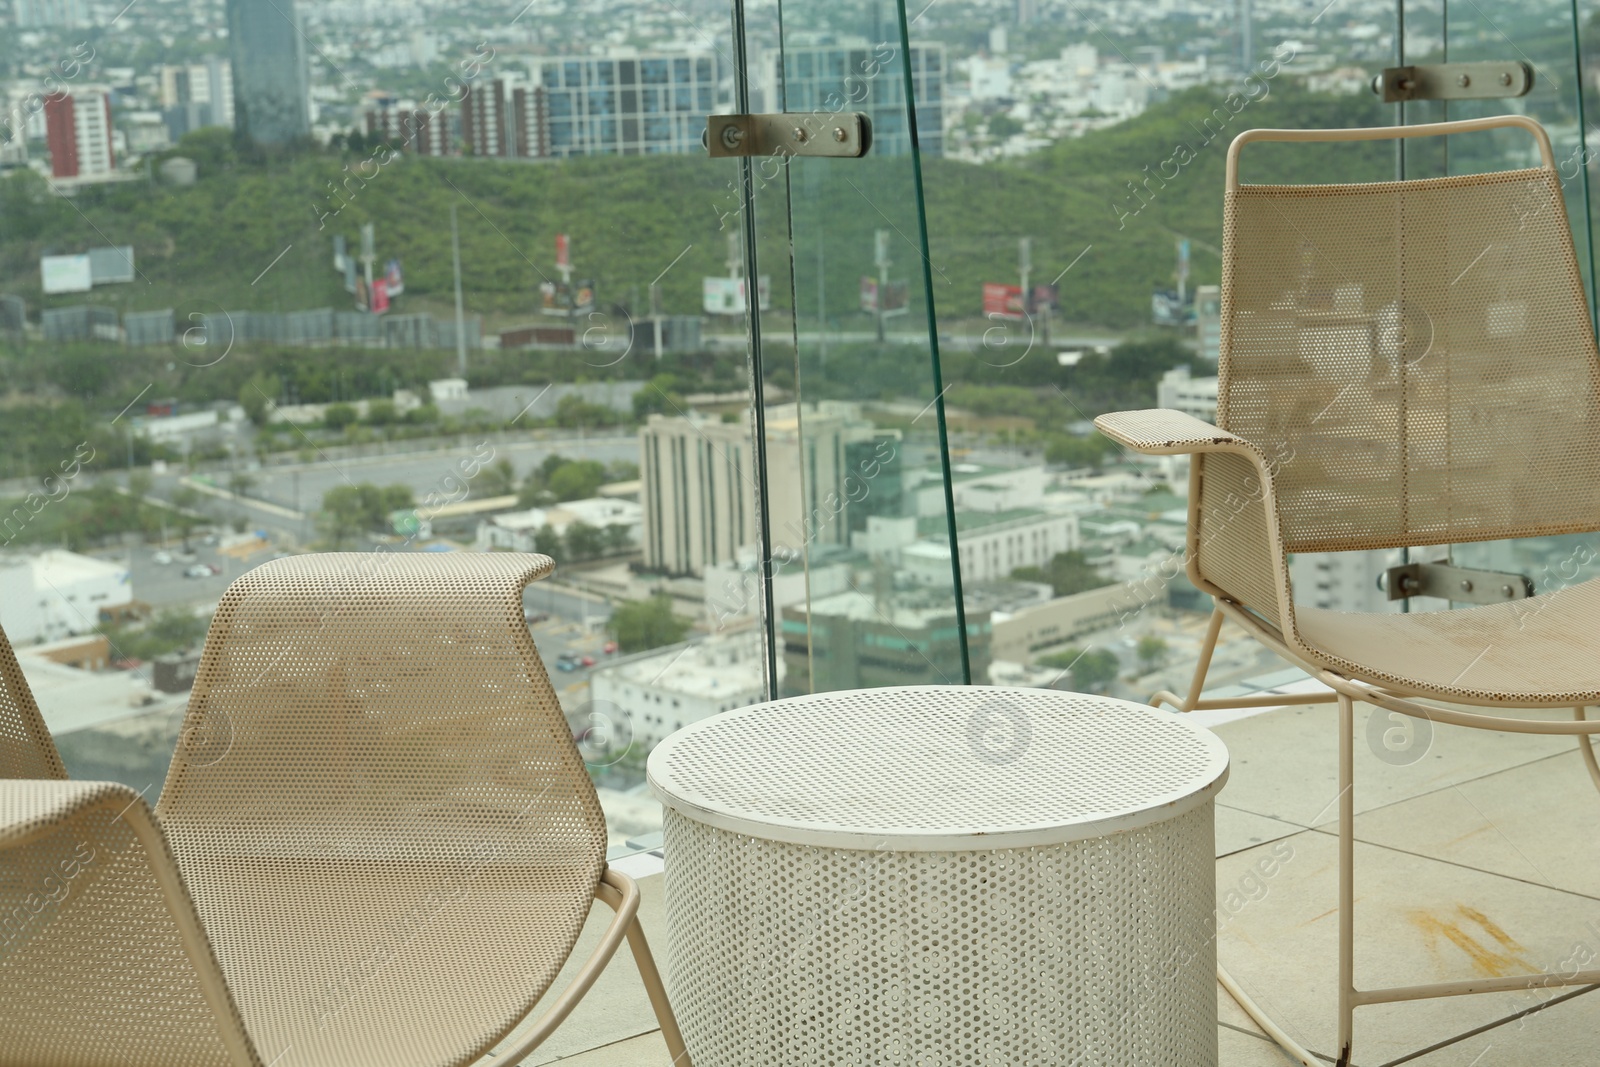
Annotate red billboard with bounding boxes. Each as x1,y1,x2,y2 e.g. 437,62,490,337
555,233,570,270
983,282,1026,320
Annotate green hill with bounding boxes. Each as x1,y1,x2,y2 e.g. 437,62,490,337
0,83,1395,334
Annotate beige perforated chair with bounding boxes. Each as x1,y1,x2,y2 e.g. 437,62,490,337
0,554,689,1067
1096,115,1600,1067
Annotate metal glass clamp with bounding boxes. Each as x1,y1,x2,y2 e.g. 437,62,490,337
703,113,871,159
1371,62,1533,103
1383,561,1534,604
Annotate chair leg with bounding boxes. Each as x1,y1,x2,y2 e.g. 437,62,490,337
622,907,693,1066
1576,707,1600,795
1336,692,1356,1067
1151,606,1225,711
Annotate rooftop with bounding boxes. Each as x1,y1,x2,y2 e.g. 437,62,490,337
508,690,1600,1066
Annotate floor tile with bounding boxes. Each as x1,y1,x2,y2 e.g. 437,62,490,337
1219,1022,1305,1066
1351,749,1600,900
1211,702,1574,830
1216,830,1600,1065
1217,804,1307,857
530,1030,669,1065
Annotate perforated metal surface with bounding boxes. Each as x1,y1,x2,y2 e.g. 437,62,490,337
652,687,1226,1066
1197,151,1600,701
0,780,257,1067
650,686,1228,849
153,553,606,1067
0,621,67,781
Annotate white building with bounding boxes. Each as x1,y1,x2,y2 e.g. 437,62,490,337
640,402,882,577
858,505,1078,586
0,551,132,645
1157,364,1220,423
158,58,235,129
1289,549,1405,615
475,497,642,553
589,632,774,752
952,507,1079,583
14,0,84,26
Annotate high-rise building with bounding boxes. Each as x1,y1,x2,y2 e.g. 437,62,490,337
160,58,234,141
640,402,883,577
43,90,114,180
459,77,554,159
226,0,310,145
761,42,945,157
532,51,724,158
366,106,451,155
14,0,84,27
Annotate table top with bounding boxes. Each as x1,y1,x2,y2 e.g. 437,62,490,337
646,686,1229,851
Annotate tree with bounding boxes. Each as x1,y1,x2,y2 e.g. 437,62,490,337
602,522,633,554
564,520,604,561
1136,635,1169,672
534,523,563,558
609,594,690,653
1040,647,1121,693
632,373,684,421
474,458,517,498
365,399,397,426
127,471,153,499
1045,433,1115,470
318,482,414,546
547,459,606,502
323,403,359,430
227,471,255,498
1012,550,1112,598
239,372,281,426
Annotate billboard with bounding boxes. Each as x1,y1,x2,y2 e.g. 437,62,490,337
88,245,135,285
384,258,404,296
370,277,390,315
556,233,570,271
703,275,771,315
41,254,92,294
1030,284,1059,312
864,278,910,314
982,282,1025,320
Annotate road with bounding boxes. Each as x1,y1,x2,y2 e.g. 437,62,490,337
143,434,639,545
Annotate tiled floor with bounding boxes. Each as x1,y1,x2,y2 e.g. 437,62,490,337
493,699,1600,1066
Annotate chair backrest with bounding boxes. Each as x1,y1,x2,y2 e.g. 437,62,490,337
1218,116,1600,557
154,552,607,1065
0,621,67,781
0,781,260,1067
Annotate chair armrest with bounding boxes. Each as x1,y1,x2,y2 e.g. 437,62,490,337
0,780,261,1067
1096,410,1300,640
1094,409,1250,455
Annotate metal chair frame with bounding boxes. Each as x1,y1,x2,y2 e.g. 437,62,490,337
1099,115,1600,1067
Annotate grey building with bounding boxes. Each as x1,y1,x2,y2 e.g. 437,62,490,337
763,43,944,157
14,0,84,27
226,0,310,144
533,52,725,158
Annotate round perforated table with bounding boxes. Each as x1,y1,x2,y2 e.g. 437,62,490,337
647,685,1230,1067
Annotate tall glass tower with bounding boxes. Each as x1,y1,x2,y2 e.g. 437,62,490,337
226,0,310,144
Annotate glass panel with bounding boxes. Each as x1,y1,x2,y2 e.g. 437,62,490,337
1400,1,1600,598
752,0,972,696
6,0,764,859
915,8,1407,697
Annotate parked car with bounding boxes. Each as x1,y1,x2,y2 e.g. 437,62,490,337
524,610,549,624
207,563,223,575
152,551,173,565
183,564,211,579
602,641,618,655
556,652,579,672
580,655,596,668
